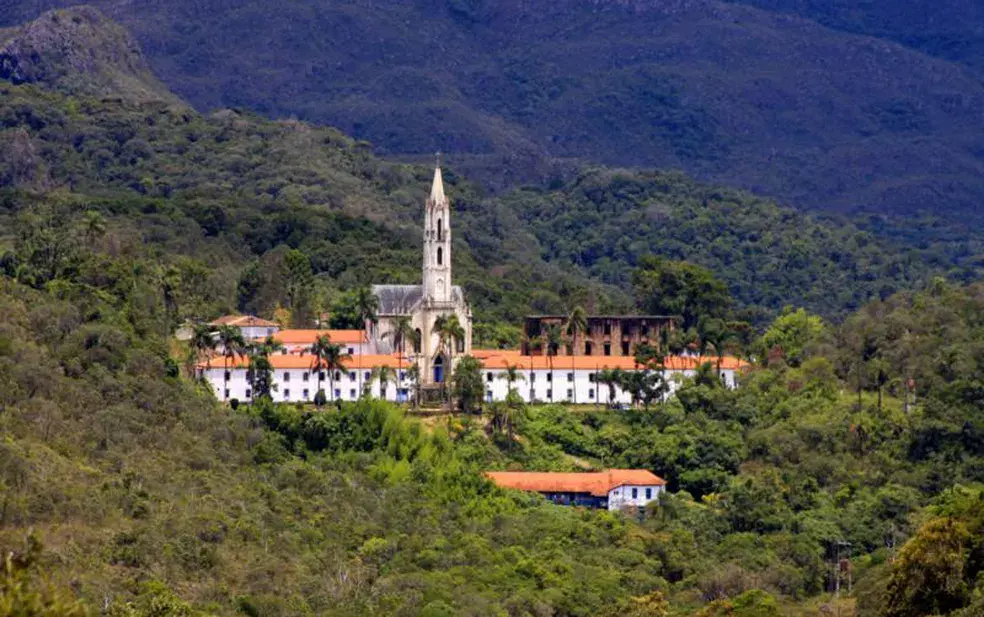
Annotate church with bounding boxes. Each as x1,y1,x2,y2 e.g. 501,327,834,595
371,165,473,387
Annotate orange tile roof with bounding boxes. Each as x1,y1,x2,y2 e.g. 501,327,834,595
200,353,410,370
478,353,748,371
209,315,279,328
267,329,366,345
486,470,666,496
471,348,524,359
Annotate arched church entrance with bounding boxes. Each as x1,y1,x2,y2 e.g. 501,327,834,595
433,355,446,383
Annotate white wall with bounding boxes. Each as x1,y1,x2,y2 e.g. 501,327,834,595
240,325,279,340
203,367,415,404
607,484,666,510
205,365,737,405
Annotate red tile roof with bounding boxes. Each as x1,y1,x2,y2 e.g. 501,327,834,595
200,353,410,370
209,315,279,328
475,352,748,371
486,469,666,497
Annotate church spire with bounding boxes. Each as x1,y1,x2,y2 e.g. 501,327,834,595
423,157,452,303
430,155,446,204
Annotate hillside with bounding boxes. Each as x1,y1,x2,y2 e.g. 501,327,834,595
3,1,984,219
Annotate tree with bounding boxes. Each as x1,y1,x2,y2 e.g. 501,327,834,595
452,355,484,414
497,363,525,397
435,314,465,409
632,256,731,330
283,249,314,327
247,335,284,401
191,323,217,372
542,322,565,403
757,307,826,367
216,325,247,399
566,306,587,403
383,315,416,402
598,369,621,408
353,286,379,398
323,342,352,405
369,366,394,399
309,334,334,406
0,535,88,617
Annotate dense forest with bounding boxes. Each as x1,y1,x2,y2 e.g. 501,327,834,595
4,1,984,217
2,7,984,617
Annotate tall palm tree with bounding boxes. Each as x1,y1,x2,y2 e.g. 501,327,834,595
370,366,395,400
353,286,379,398
309,334,333,406
382,315,416,402
598,368,620,409
246,335,284,402
320,343,350,405
497,363,526,398
191,323,217,373
566,306,587,404
434,314,465,409
542,322,565,403
216,325,247,400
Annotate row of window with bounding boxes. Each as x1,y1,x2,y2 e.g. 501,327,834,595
224,388,406,401
486,389,595,401
226,371,407,382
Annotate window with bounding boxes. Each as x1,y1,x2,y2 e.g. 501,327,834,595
588,373,596,382
364,371,371,381
283,372,290,382
603,323,611,335
585,342,592,356
530,373,536,382
567,372,574,382
487,372,494,382
348,347,355,355
334,389,341,399
589,389,595,399
349,372,356,382
641,325,649,336
437,218,443,241
456,338,464,353
399,372,406,381
245,389,252,399
566,389,573,399
319,372,326,380
224,389,230,399
334,371,341,381
284,389,291,399
604,344,611,356
303,389,310,399
437,247,443,266
380,387,387,399
632,488,638,499
621,342,630,355
546,373,553,382
302,372,309,382
349,389,356,399
414,329,422,353
547,389,553,400
645,488,652,499
224,371,231,381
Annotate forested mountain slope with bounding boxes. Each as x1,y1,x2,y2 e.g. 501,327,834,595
4,1,984,218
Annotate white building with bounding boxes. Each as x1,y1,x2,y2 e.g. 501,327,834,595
209,315,280,340
199,349,744,405
485,469,668,511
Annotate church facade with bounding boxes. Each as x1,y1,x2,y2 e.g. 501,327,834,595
372,166,472,386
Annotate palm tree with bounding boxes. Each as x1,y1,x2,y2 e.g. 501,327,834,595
323,343,351,405
309,334,333,406
191,323,217,372
434,314,465,409
566,306,587,403
246,335,284,401
598,368,620,408
497,363,526,398
353,287,379,397
542,323,565,403
370,366,395,400
382,315,416,402
216,325,247,400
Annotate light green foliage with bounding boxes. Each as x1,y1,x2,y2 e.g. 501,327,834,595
757,307,827,366
452,355,485,414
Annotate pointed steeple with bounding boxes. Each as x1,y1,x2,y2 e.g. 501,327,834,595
430,164,446,204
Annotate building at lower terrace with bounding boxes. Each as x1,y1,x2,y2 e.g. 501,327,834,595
485,470,667,510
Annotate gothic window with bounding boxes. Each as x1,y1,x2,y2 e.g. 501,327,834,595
437,219,443,241
437,247,443,266
414,329,422,353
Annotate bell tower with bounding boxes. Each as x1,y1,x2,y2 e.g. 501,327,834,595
422,162,452,303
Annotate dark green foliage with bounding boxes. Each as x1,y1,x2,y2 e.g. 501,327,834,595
452,355,485,414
